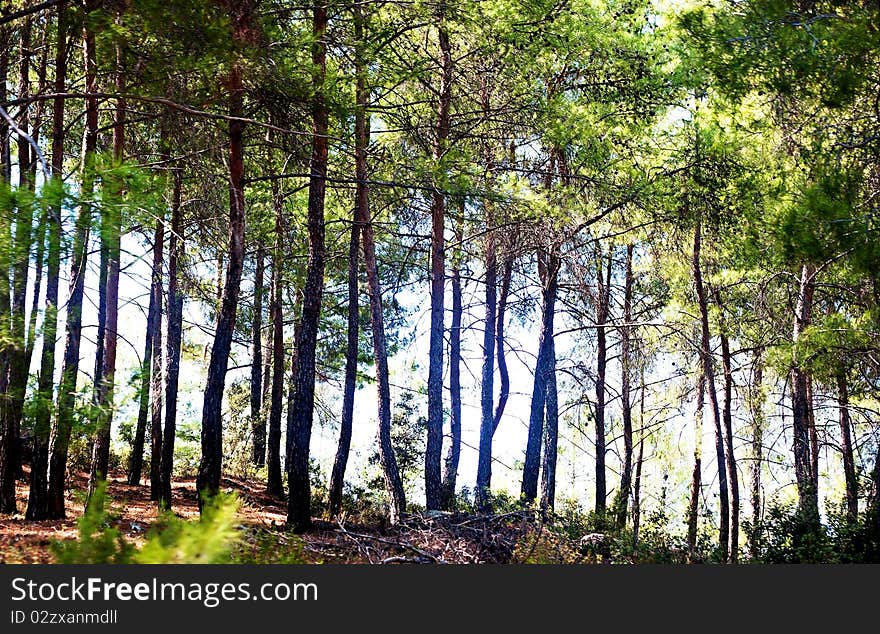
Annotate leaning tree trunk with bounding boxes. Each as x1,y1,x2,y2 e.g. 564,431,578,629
441,212,464,509
26,1,68,520
522,250,559,502
128,217,163,486
287,3,329,532
47,3,100,518
352,11,405,521
159,160,183,510
425,15,453,511
493,255,513,432
265,179,285,498
692,219,729,562
328,161,361,517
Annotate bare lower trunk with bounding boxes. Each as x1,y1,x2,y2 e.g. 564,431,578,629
425,16,453,511
287,3,329,531
693,220,729,561
614,244,634,528
522,251,559,502
492,256,513,433
836,372,858,520
790,263,818,520
539,336,558,514
160,163,183,510
716,293,740,562
442,212,464,509
594,250,612,516
265,181,285,498
250,246,265,465
687,373,705,559
748,350,765,559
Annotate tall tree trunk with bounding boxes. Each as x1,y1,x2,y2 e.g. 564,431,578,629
441,210,463,509
250,245,265,465
632,379,646,556
265,180,285,497
287,3,329,532
159,160,183,510
147,212,165,499
687,373,705,560
614,244,634,528
27,1,68,520
522,251,559,502
836,371,858,521
128,218,163,486
475,76,496,509
594,249,612,516
492,255,512,432
425,15,453,511
197,1,251,507
328,156,361,517
790,263,818,520
539,335,558,514
713,287,740,562
747,349,765,559
352,12,405,521
692,219,729,561
88,32,126,495
47,1,100,518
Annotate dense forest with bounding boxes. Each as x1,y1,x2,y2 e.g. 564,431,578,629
0,0,878,564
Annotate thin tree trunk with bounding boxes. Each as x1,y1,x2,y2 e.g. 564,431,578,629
687,373,705,560
265,180,285,497
594,249,612,516
250,245,265,465
47,1,100,518
287,3,329,532
836,371,858,521
128,218,163,486
748,349,764,559
328,159,361,517
352,12,404,521
790,263,818,520
441,210,464,509
88,32,126,495
632,378,646,557
26,1,68,520
692,219,729,561
197,3,251,507
718,316,740,562
492,255,512,433
425,15,453,511
159,160,183,510
522,251,559,502
614,244,634,528
539,335,558,514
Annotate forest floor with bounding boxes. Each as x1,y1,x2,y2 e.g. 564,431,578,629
0,469,584,564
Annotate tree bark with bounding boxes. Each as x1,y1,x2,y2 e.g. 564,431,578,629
287,3,329,531
539,335,558,514
748,349,764,559
687,373,705,560
128,218,163,487
614,244,634,528
250,245,265,465
26,1,68,520
836,371,858,521
714,289,740,562
265,180,285,498
441,210,464,509
47,0,100,518
147,225,164,500
790,263,818,520
692,219,729,561
492,255,512,433
594,249,612,516
522,251,559,502
159,160,183,510
425,15,453,511
197,1,252,507
88,31,126,496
